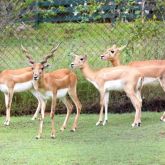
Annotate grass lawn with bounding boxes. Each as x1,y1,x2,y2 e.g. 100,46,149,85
0,112,165,165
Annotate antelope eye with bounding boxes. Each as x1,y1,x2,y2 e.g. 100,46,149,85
111,50,114,53
80,58,84,61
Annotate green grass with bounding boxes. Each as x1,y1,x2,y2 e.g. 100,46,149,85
0,112,165,165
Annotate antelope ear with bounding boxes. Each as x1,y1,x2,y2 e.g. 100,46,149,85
43,63,50,68
28,62,34,68
118,45,126,51
71,53,79,58
112,44,117,48
28,62,34,67
84,55,87,60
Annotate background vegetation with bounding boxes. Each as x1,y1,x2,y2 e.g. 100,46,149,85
0,20,165,115
0,0,165,115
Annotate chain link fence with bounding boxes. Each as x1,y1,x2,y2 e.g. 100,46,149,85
0,0,165,114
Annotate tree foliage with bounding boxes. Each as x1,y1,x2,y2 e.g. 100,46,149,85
0,0,35,30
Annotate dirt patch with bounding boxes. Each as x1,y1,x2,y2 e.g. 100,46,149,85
83,97,165,114
0,97,165,116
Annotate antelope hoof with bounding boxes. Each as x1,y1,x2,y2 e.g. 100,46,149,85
31,117,36,121
132,123,140,127
38,117,42,121
4,120,10,126
138,122,141,127
35,135,41,139
96,121,103,126
51,134,56,139
103,120,108,126
160,117,165,122
60,127,66,132
70,128,76,132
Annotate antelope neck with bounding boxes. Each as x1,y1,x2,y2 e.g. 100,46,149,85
110,54,120,67
80,62,96,81
33,74,45,90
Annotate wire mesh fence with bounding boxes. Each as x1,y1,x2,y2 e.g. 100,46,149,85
0,0,165,114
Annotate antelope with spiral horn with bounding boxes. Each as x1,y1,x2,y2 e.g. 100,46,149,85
23,43,82,139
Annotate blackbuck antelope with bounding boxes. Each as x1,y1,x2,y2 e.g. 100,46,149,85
71,54,143,127
0,44,61,126
24,46,82,139
100,44,165,121
0,66,43,125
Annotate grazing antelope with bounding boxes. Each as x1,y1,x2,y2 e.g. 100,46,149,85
100,44,165,121
24,45,82,139
71,54,143,127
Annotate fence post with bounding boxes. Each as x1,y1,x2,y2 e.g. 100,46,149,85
35,0,39,27
141,0,146,23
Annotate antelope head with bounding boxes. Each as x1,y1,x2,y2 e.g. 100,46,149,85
22,43,61,88
71,54,87,69
100,44,126,61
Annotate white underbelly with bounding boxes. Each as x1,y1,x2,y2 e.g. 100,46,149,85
39,88,69,100
143,77,159,85
0,81,33,93
87,78,124,91
14,81,33,92
104,80,124,91
0,84,8,93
